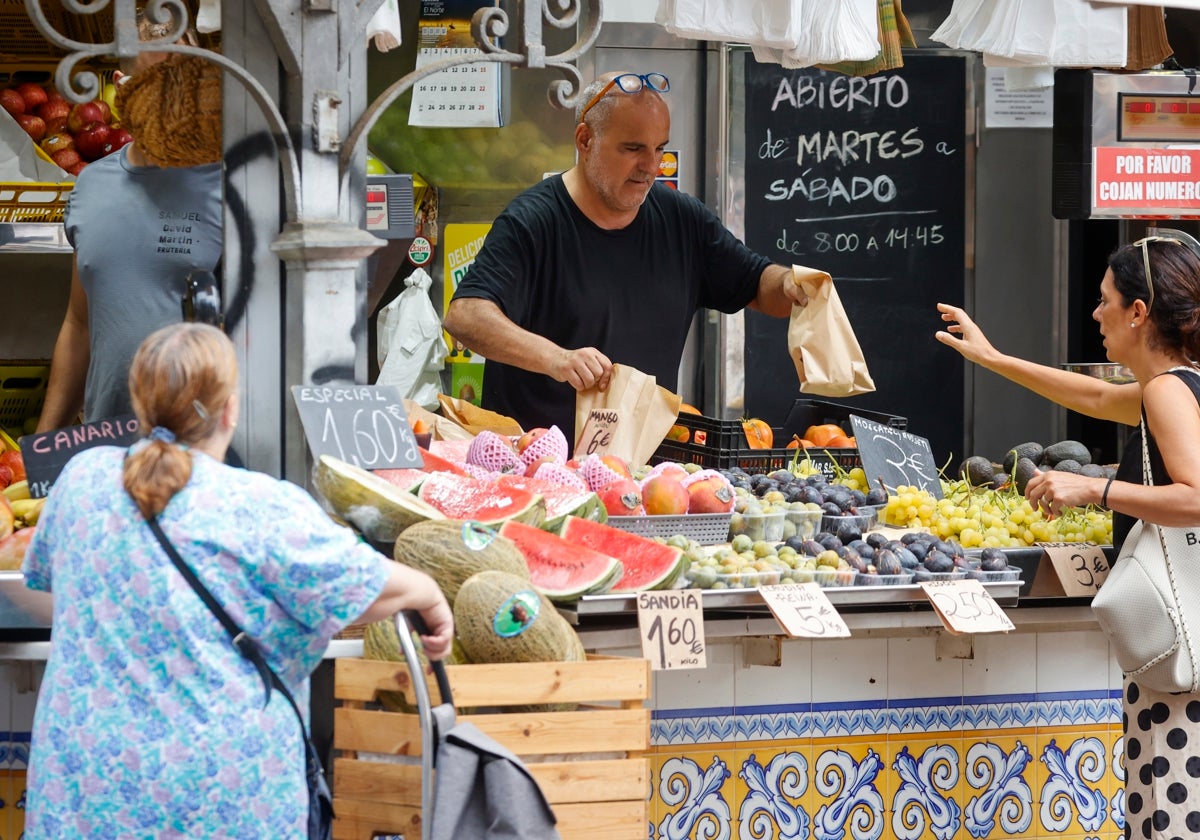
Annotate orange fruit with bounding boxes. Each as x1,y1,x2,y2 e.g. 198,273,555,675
803,423,845,447
679,403,701,415
666,424,690,443
824,435,854,448
742,418,773,450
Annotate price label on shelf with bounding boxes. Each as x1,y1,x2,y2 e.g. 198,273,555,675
290,384,422,470
760,583,851,638
919,579,1015,635
1036,542,1111,596
637,590,706,671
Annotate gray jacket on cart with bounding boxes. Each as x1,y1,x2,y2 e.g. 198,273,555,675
431,720,560,840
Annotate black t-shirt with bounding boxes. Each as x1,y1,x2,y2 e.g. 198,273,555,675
452,176,771,442
1112,367,1200,551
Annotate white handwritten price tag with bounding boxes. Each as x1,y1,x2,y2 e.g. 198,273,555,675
637,590,706,671
760,583,851,638
919,579,1015,635
1037,542,1111,596
576,409,619,457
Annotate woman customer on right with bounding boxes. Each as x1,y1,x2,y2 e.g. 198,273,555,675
936,233,1200,840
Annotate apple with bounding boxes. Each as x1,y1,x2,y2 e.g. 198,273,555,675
0,89,24,119
41,132,74,155
16,113,45,141
66,100,106,133
14,82,47,110
43,116,67,136
94,100,111,124
35,99,70,124
73,122,110,161
66,161,87,176
102,127,133,156
51,148,82,171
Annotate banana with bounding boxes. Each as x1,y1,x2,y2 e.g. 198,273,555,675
0,428,18,453
3,480,29,502
10,498,44,527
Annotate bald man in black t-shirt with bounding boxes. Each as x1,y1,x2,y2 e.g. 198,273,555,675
444,71,806,441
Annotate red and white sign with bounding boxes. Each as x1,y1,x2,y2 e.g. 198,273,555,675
1093,147,1200,210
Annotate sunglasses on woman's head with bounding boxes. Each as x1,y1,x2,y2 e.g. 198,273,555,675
1130,229,1200,314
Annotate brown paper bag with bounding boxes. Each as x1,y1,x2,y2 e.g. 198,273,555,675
788,265,875,397
574,364,682,464
436,394,524,436
403,399,473,441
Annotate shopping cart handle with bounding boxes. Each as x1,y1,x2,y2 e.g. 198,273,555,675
403,610,454,706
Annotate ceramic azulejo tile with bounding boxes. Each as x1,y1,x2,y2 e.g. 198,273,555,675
886,734,964,840
959,733,1039,840
652,748,737,840
734,743,816,840
1033,728,1112,838
808,736,888,840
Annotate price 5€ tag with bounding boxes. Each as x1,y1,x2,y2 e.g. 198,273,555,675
919,578,1015,635
637,590,706,671
760,583,851,638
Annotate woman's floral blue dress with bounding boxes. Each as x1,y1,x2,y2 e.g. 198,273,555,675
22,445,388,838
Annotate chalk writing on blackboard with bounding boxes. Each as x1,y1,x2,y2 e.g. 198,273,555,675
850,414,942,499
291,385,422,470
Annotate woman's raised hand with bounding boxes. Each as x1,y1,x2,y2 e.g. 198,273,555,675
935,303,1001,366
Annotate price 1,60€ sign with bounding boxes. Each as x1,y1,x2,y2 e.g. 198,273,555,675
291,385,423,470
637,590,706,671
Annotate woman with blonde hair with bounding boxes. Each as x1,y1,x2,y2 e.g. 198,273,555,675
22,322,452,837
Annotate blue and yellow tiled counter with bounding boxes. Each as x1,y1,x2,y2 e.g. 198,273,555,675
590,608,1123,840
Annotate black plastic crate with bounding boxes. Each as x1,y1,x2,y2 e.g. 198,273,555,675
650,400,906,479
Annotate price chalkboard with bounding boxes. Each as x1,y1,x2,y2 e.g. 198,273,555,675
637,589,706,671
850,414,942,498
21,414,141,498
290,384,422,470
737,51,967,467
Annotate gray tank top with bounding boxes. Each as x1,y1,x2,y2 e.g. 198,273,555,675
64,148,223,421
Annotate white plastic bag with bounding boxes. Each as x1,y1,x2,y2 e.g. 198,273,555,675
376,268,444,410
789,0,879,65
656,0,802,49
935,0,1126,67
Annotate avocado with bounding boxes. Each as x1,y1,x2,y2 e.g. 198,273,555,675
990,472,1010,491
1013,457,1039,495
959,455,996,487
1041,440,1092,467
1003,442,1044,475
1053,459,1083,474
1079,463,1107,478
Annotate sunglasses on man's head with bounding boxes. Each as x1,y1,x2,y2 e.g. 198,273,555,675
578,72,670,124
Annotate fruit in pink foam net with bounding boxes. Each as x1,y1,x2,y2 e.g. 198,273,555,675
516,425,569,467
466,430,524,475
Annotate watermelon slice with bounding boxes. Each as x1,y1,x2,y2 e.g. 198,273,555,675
417,472,546,527
429,438,473,463
495,475,607,532
417,447,469,476
373,467,429,493
499,521,623,602
557,516,685,593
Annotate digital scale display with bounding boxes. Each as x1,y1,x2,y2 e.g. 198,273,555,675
1118,92,1200,142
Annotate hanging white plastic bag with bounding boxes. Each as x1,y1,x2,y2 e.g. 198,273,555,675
935,0,1126,67
657,0,802,49
787,0,879,66
376,268,444,410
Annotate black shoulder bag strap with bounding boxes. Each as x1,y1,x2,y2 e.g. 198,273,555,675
144,516,313,742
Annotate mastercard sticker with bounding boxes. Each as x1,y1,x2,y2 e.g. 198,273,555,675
659,150,679,178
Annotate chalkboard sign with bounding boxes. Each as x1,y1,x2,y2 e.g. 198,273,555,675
738,51,968,467
850,414,942,498
21,414,141,499
291,384,422,470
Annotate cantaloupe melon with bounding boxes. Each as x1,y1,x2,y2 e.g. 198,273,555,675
454,570,583,666
363,617,470,712
393,519,529,605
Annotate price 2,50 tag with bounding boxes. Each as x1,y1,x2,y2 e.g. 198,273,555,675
637,590,706,671
760,583,850,638
920,578,1015,635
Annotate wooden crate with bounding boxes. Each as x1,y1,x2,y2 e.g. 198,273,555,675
333,655,651,840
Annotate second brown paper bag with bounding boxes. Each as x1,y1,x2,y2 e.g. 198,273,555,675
789,265,875,397
574,364,681,464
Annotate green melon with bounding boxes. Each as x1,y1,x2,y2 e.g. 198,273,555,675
454,570,583,668
363,617,470,712
393,518,529,605
313,455,444,542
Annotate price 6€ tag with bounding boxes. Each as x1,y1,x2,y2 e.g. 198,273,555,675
637,590,706,671
919,578,1015,635
576,409,619,457
760,583,850,638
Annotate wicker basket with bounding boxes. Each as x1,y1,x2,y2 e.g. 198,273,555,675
333,655,651,840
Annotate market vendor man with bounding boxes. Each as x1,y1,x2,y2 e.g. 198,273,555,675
443,71,807,440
